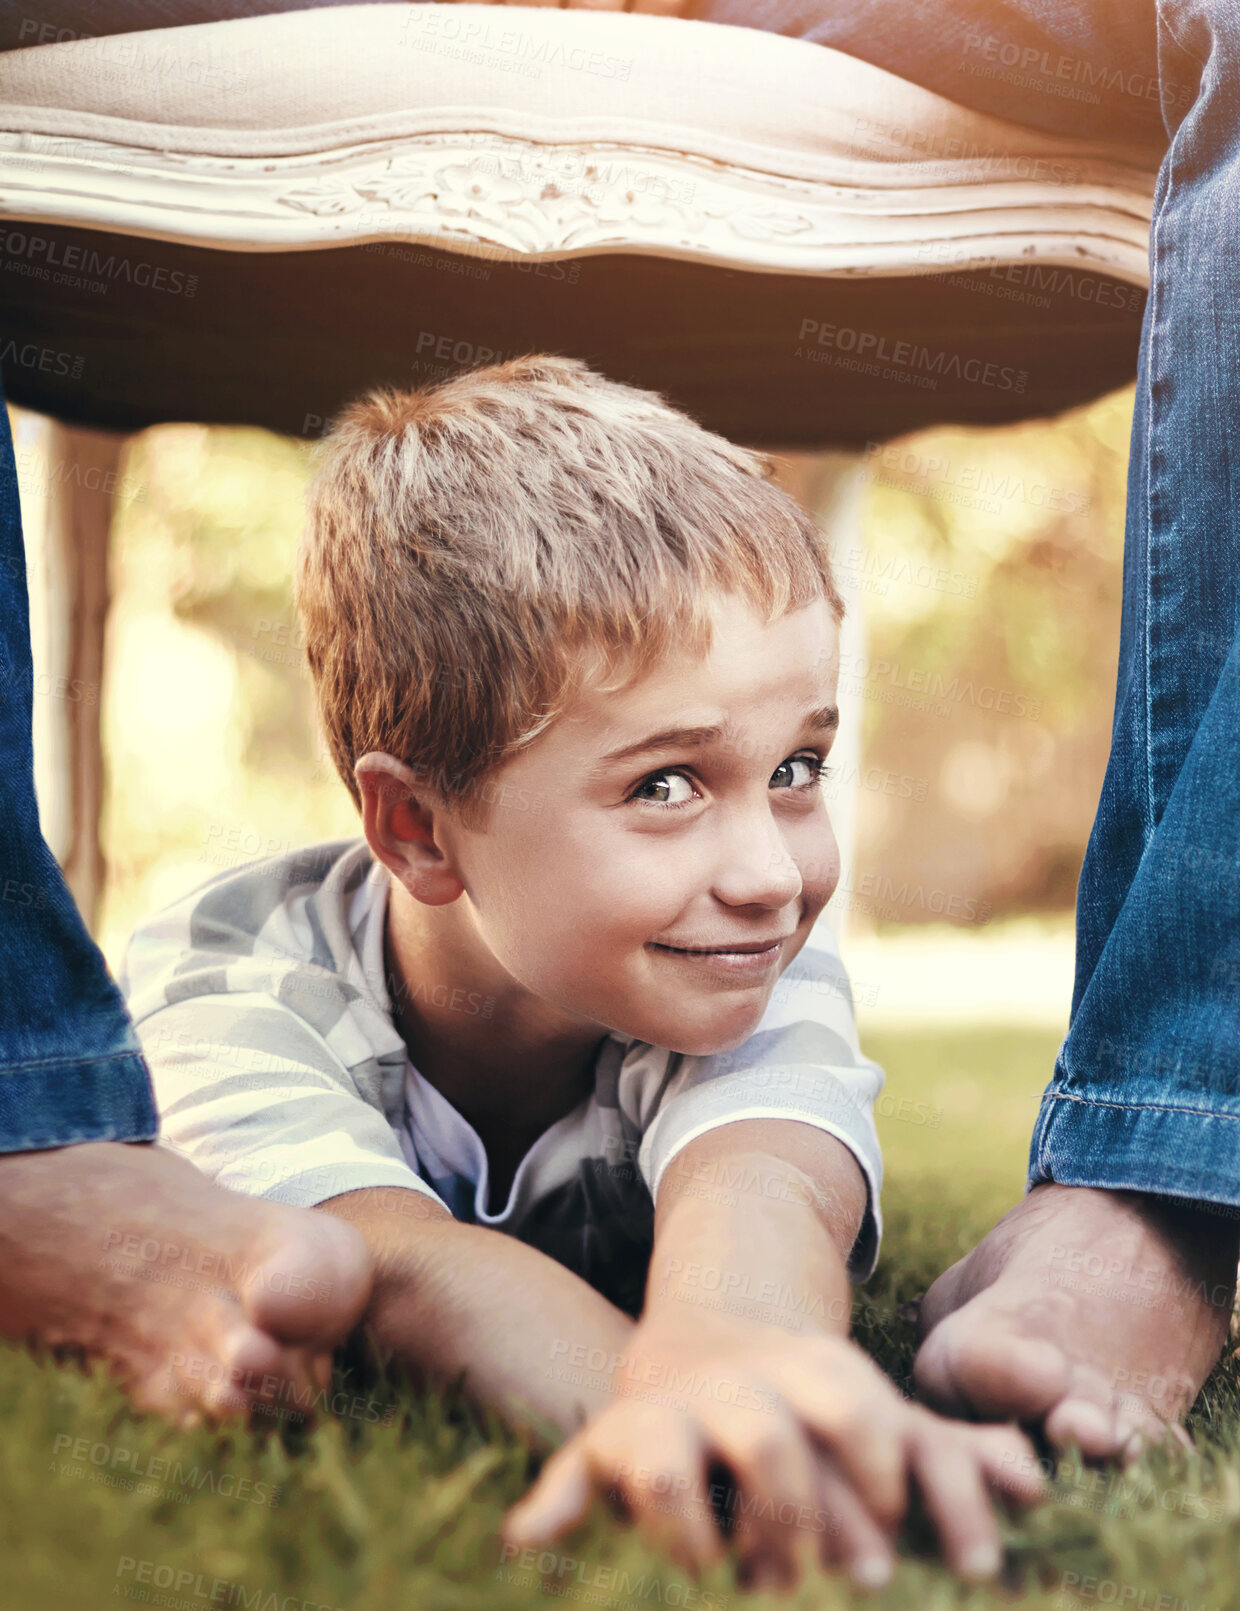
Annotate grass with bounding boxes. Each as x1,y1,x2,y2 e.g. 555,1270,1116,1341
5,1026,1240,1611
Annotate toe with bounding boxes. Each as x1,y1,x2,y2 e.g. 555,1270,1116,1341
1043,1397,1132,1461
203,1324,322,1424
242,1211,371,1349
915,1311,1072,1422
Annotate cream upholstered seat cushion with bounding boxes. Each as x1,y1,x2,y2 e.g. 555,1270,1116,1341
0,2,1155,281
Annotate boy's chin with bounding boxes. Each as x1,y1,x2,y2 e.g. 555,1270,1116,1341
643,1006,768,1059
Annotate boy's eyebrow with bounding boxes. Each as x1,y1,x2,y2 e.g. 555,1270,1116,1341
590,704,839,773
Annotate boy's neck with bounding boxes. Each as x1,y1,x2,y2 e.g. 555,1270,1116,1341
381,879,607,1143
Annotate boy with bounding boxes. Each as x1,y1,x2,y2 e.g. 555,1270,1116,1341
121,356,1040,1591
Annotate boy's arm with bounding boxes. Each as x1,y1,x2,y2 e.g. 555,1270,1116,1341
506,1119,1044,1588
632,926,886,1284
132,997,638,1441
317,1185,637,1439
645,1116,866,1345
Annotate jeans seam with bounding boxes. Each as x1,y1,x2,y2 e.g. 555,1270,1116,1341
1043,1090,1240,1122
1144,161,1168,831
1156,2,1209,72
0,1048,145,1075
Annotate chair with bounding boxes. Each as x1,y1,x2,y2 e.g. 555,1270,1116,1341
0,2,1158,925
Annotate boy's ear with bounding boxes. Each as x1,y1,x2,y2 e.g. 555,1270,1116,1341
354,750,423,805
354,752,461,903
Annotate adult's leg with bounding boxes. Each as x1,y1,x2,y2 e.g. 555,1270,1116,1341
691,0,1165,146
0,382,370,1418
915,0,1240,1456
683,0,1239,1455
0,0,408,52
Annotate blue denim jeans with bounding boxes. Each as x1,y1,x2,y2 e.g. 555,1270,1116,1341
700,0,1240,1203
1031,1,1240,1205
2,1,1238,1200
0,391,157,1148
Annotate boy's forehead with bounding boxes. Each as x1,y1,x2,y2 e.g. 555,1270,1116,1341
578,700,840,778
560,615,840,765
541,596,837,763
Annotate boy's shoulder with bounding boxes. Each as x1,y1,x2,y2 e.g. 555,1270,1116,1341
119,835,390,1027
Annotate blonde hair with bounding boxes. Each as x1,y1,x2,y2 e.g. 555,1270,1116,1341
294,354,843,828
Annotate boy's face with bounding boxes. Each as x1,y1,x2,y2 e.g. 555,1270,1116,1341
430,590,842,1058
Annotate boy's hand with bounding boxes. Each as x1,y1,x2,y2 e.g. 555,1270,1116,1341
501,1318,1045,1591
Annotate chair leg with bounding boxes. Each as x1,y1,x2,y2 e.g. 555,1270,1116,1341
17,410,127,936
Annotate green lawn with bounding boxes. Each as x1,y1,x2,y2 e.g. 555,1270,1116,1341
6,1028,1239,1611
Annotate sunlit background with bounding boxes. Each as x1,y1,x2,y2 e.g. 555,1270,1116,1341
14,382,1132,1041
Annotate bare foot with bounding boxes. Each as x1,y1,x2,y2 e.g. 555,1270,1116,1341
0,1141,372,1423
913,1183,1239,1459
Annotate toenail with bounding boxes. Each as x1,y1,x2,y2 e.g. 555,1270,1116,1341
1120,1432,1147,1467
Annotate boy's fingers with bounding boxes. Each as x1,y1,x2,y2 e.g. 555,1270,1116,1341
698,1399,822,1590
910,1432,1003,1581
967,1425,1049,1506
814,1455,895,1590
503,1437,593,1547
605,1417,726,1575
775,1355,907,1528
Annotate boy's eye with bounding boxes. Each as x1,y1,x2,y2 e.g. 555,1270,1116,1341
630,770,697,808
627,753,827,811
772,755,826,790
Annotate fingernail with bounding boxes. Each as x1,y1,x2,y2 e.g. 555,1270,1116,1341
961,1544,1001,1579
504,1508,539,1545
854,1556,893,1588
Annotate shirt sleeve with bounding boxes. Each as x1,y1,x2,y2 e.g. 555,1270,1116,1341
136,992,448,1214
632,929,885,1281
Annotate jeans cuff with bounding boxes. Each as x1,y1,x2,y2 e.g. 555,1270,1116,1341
1029,1088,1240,1208
0,1050,158,1152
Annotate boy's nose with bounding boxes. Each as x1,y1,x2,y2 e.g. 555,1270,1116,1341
710,819,808,909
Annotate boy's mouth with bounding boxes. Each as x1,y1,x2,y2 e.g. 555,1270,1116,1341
647,937,788,976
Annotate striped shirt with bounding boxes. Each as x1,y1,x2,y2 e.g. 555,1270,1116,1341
120,837,885,1317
